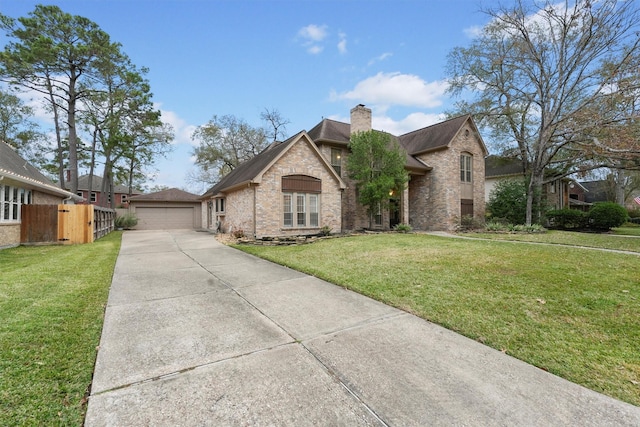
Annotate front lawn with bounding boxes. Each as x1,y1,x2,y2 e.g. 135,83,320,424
235,233,640,406
0,232,121,426
460,229,640,252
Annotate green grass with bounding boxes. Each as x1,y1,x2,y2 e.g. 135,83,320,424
0,232,121,426
235,233,640,406
613,226,640,237
460,229,640,252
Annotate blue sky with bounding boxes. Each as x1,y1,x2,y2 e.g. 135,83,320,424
1,0,490,193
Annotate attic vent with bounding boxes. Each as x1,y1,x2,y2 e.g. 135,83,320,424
282,175,321,193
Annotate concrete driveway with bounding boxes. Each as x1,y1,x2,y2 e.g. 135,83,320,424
85,230,640,426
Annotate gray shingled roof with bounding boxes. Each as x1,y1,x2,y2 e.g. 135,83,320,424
398,115,471,155
306,115,481,173
129,188,200,202
484,155,525,178
0,141,77,198
0,141,57,185
307,119,351,144
201,114,484,197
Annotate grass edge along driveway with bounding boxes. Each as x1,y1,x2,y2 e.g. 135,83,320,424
235,233,640,407
0,231,122,426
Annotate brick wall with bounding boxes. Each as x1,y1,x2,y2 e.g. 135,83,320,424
0,223,20,248
414,124,486,231
223,186,255,236
257,140,342,238
32,191,64,205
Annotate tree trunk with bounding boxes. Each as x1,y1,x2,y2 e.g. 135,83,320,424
45,75,65,187
67,73,79,194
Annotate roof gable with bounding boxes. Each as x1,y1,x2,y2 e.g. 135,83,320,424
201,131,345,198
398,115,488,156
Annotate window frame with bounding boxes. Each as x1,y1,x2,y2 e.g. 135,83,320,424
460,153,473,183
215,197,226,214
283,192,321,228
330,148,342,176
0,184,30,223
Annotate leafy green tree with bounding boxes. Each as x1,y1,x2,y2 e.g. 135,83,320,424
0,88,46,165
347,130,408,227
487,179,546,225
447,0,640,225
0,5,122,192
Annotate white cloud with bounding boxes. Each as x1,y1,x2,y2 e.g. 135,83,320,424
297,24,329,54
368,52,392,66
373,112,445,135
156,105,197,148
463,25,482,38
298,24,328,42
332,72,449,109
337,32,347,54
307,45,324,55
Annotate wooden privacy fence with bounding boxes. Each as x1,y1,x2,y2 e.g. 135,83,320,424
20,204,115,245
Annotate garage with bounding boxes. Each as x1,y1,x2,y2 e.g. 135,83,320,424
127,188,202,230
135,206,195,230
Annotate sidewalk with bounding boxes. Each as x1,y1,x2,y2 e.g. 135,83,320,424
85,230,640,426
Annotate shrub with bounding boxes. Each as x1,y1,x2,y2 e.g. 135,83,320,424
232,229,246,239
393,223,412,233
510,223,546,233
546,209,588,229
319,225,333,236
485,221,508,232
114,213,137,229
459,215,484,231
488,180,542,225
588,202,628,230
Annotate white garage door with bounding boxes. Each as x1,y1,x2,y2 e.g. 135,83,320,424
135,207,195,230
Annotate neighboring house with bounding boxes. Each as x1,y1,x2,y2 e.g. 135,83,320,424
128,188,203,230
201,131,345,238
64,173,142,207
0,141,79,248
484,155,584,211
201,105,488,238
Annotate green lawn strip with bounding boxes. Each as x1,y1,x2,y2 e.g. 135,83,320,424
613,226,640,237
0,232,121,426
235,234,640,406
460,229,640,253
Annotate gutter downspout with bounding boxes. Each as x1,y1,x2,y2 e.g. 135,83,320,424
252,183,257,238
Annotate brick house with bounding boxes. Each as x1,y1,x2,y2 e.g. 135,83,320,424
201,131,345,238
0,141,80,248
201,105,488,238
64,173,142,208
485,155,586,211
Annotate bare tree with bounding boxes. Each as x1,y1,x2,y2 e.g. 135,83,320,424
260,108,290,143
447,0,640,224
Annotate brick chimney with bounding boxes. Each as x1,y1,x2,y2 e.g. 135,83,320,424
350,104,372,134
